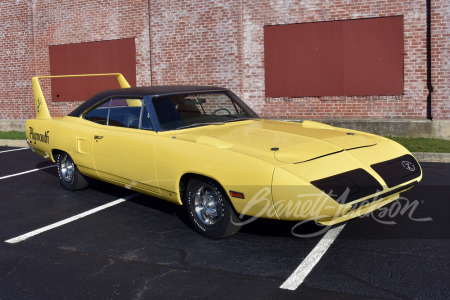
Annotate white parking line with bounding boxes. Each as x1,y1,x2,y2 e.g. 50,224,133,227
280,223,346,290
0,165,56,180
0,148,27,154
5,193,140,244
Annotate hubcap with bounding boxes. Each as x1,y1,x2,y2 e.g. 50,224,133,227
60,154,74,182
194,186,220,225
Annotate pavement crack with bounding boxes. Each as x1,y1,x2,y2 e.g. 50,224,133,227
134,269,184,300
81,258,115,279
339,270,411,299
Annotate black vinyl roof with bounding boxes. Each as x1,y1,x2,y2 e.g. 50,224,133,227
68,85,229,117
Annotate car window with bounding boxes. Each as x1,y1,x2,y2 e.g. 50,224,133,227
152,92,259,131
188,93,237,115
83,97,153,130
141,104,153,130
83,100,110,125
108,98,143,128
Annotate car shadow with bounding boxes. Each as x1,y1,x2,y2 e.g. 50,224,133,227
36,161,331,239
238,217,329,239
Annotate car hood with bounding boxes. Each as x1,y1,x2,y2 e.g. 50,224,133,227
174,120,379,164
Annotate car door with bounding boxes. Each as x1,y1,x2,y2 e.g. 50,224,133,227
88,97,160,194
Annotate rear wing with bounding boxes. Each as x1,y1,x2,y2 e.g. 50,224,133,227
32,73,131,119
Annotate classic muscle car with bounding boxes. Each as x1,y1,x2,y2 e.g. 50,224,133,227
26,73,422,238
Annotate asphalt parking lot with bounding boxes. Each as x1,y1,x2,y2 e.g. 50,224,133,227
0,146,449,299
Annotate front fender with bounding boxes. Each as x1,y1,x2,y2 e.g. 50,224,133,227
155,135,279,218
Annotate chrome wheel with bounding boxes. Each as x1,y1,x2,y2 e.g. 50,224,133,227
186,178,241,239
60,154,75,183
194,186,221,225
56,152,88,191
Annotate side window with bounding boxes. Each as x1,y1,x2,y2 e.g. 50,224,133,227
83,97,154,130
141,104,153,130
83,100,110,125
108,98,143,128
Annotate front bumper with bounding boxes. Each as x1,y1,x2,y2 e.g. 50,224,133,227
317,182,417,225
271,142,422,223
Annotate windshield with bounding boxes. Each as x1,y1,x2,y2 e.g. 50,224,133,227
151,92,260,131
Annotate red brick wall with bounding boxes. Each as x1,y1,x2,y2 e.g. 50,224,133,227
149,1,244,93
240,0,438,119
0,0,448,121
0,1,35,119
1,0,151,119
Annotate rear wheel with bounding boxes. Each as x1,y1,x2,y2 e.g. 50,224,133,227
186,178,241,239
56,152,88,191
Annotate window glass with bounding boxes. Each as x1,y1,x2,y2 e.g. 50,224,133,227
141,104,153,130
83,100,110,125
83,97,152,130
108,98,143,128
152,92,258,131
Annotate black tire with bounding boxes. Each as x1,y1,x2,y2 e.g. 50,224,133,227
185,178,241,239
56,152,89,191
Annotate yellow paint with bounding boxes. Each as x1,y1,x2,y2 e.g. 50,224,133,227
31,73,131,119
26,74,422,226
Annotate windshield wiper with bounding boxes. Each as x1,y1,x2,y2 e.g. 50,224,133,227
175,122,225,130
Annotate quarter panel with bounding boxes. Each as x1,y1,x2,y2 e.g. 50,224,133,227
26,117,95,171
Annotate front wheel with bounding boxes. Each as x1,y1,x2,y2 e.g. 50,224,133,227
185,178,241,239
56,152,89,191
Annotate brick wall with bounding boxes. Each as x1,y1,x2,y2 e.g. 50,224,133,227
1,0,151,119
0,1,34,119
239,0,441,120
0,0,448,121
150,1,244,94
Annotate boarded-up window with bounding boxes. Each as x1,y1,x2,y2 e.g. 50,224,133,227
264,16,404,97
49,38,136,102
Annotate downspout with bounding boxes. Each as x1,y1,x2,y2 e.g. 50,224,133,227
148,0,153,85
426,0,433,120
31,0,37,77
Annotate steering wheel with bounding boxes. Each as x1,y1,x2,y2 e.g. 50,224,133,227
211,108,231,115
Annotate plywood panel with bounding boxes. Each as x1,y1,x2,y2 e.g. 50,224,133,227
49,38,137,102
264,17,404,97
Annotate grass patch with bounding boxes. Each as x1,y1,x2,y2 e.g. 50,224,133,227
0,131,26,140
385,136,450,153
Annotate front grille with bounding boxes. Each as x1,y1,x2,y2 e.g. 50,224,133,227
311,168,382,204
371,154,421,188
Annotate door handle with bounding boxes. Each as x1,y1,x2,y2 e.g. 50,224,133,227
94,135,104,140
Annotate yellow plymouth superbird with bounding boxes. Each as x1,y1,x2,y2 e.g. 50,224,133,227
26,74,422,238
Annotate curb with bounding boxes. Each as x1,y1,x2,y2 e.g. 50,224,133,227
0,139,449,163
412,152,450,163
0,139,27,148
